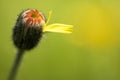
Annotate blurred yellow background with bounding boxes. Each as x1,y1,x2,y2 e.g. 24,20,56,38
0,0,120,80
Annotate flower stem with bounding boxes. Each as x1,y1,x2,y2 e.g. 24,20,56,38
8,49,25,80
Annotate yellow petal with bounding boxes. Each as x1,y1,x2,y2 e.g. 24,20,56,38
43,23,73,33
45,11,52,26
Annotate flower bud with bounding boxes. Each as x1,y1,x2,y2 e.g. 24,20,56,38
13,9,46,50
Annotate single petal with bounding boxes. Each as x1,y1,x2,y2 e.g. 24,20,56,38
43,23,73,33
46,11,52,25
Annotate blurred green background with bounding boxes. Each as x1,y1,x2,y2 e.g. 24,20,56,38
0,0,120,80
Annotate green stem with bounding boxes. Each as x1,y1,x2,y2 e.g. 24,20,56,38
8,49,24,80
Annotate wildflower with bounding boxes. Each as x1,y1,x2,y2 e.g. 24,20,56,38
13,9,73,50
10,9,73,80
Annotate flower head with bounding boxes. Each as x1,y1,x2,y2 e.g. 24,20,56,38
13,9,73,50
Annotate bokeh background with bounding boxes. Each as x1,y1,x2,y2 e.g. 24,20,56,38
0,0,120,80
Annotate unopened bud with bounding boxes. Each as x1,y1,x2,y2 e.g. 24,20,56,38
13,9,46,50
